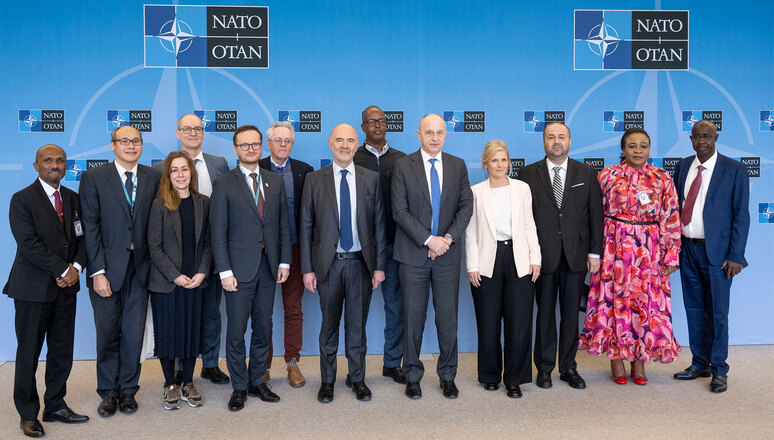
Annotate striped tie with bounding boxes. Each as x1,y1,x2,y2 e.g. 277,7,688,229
552,166,563,207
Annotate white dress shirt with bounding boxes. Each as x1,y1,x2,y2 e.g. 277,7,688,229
490,186,513,240
332,161,361,252
191,151,212,197
681,150,718,239
421,149,445,245
546,157,599,259
38,178,82,276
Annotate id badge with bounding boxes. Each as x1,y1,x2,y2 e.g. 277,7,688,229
74,220,84,237
637,191,652,205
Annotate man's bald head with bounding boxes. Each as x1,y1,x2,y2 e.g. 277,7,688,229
33,144,67,187
35,144,65,163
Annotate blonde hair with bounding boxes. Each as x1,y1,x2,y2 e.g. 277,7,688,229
481,139,512,175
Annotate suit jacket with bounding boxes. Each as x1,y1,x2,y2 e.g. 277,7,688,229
4,180,86,302
518,158,603,273
299,164,387,279
674,153,750,266
353,144,407,243
153,152,229,185
465,178,541,278
79,162,161,289
147,194,212,293
391,150,473,267
210,167,291,282
258,156,314,237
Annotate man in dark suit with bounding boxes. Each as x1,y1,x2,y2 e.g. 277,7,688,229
154,113,230,385
5,145,89,437
673,120,750,393
259,121,313,388
300,123,387,403
518,122,603,390
80,125,161,416
354,105,408,384
391,113,473,399
210,125,291,411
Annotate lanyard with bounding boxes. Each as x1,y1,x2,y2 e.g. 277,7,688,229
121,174,137,213
243,170,262,207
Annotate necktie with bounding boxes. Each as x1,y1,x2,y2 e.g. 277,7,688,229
429,158,441,236
53,190,64,227
552,166,563,207
339,169,353,251
250,172,265,219
681,165,705,226
124,171,134,211
275,166,284,174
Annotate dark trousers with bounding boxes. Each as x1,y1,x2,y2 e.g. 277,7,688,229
317,257,372,383
14,290,76,420
267,243,304,368
400,258,460,383
471,241,535,386
90,257,148,398
200,270,224,369
680,240,732,376
224,254,275,391
533,249,584,375
381,244,404,368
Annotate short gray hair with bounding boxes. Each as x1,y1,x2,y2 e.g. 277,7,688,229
266,121,295,142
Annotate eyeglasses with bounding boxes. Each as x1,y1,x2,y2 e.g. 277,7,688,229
236,142,262,151
269,138,294,145
691,133,715,141
364,118,386,127
113,137,143,146
179,126,204,134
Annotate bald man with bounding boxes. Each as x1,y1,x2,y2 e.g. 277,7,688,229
5,145,89,437
300,124,386,403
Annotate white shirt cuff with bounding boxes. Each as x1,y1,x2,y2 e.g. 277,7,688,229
279,264,290,269
219,270,234,279
424,236,433,246
588,253,600,259
73,262,82,273
59,267,70,278
90,269,105,277
467,267,479,273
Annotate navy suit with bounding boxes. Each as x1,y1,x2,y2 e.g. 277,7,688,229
674,153,749,376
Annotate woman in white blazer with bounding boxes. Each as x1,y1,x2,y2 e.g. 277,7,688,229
465,140,541,398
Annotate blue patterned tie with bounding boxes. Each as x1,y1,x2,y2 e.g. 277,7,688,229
429,158,441,236
124,171,134,211
339,169,353,251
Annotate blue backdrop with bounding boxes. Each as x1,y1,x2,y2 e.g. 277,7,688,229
1,0,772,361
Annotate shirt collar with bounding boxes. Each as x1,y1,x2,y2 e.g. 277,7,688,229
38,178,59,196
332,161,356,176
191,151,205,162
365,142,389,157
546,157,568,171
270,156,289,168
114,161,138,177
239,164,260,177
692,150,718,172
420,148,442,164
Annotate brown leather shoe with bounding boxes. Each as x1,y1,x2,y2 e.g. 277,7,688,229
261,371,270,383
287,359,306,388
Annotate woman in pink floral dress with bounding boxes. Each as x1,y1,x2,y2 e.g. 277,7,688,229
579,128,681,385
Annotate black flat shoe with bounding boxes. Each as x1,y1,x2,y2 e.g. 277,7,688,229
674,365,712,380
201,366,230,384
97,396,117,417
535,372,552,389
440,380,458,399
405,381,422,399
228,390,247,411
559,369,586,389
247,383,280,402
484,383,499,391
318,383,334,403
42,406,89,423
351,381,372,401
382,366,407,384
118,394,138,413
506,384,522,398
20,420,45,438
710,375,728,393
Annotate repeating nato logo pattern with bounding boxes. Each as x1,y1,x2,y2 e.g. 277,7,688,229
443,111,485,132
603,111,644,132
524,111,565,132
574,10,688,70
65,160,109,182
18,110,65,132
106,110,152,132
759,203,774,223
760,111,774,132
278,111,321,132
144,5,269,68
682,110,722,131
193,110,237,132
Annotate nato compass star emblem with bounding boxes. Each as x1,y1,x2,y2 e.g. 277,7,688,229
447,114,462,130
762,206,774,221
585,22,621,58
283,113,296,124
157,18,195,55
686,113,700,127
606,113,620,128
764,114,774,129
199,113,212,129
111,113,126,128
67,162,83,180
528,114,541,129
24,113,38,129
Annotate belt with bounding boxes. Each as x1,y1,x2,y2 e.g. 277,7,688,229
605,215,658,225
682,235,705,245
335,251,363,260
497,240,512,246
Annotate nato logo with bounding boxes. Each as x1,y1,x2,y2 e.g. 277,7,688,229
384,111,404,132
443,111,485,133
65,160,85,182
759,203,774,223
574,10,688,70
735,157,760,178
682,111,722,131
279,111,321,132
19,109,65,132
144,5,269,68
508,158,526,178
107,110,152,132
583,158,605,173
760,111,774,132
524,111,565,133
194,110,237,132
603,111,644,132
647,157,681,177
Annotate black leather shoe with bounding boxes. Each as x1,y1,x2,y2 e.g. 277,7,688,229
118,394,138,413
710,375,728,393
247,383,280,402
345,374,352,387
674,365,712,380
351,381,372,401
405,381,422,399
484,383,499,391
536,372,552,389
506,384,522,398
42,406,89,423
174,370,183,386
20,420,45,438
228,390,247,411
559,369,586,389
440,380,459,399
201,366,230,384
97,396,117,417
318,383,334,403
382,366,407,384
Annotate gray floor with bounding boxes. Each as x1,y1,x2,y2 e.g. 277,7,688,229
1,347,772,439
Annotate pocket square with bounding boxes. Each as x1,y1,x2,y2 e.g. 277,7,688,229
571,183,585,188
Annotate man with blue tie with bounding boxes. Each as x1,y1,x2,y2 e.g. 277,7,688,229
673,120,750,393
300,123,386,403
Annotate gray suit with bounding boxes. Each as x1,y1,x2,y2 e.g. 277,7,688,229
299,165,386,383
391,151,473,382
210,167,291,390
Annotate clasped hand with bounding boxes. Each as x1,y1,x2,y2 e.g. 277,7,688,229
428,235,452,260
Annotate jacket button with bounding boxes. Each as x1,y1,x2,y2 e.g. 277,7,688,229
559,213,563,217
128,226,132,231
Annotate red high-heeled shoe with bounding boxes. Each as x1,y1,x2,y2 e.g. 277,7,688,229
631,372,648,385
612,375,628,385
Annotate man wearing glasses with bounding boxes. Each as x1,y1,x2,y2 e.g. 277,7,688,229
209,125,291,411
154,114,231,386
353,106,408,385
258,122,313,388
80,125,161,416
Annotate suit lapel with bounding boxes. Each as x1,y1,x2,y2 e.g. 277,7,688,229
480,182,497,240
675,157,692,202
132,166,149,222
440,153,450,209
410,153,432,205
171,205,182,247
536,160,557,210
561,161,575,210
109,163,132,220
62,189,73,239
323,167,340,224
355,167,366,239
705,154,724,202
235,169,262,222
32,180,66,237
290,159,304,202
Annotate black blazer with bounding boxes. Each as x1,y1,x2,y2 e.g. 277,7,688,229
258,156,313,237
299,164,386,279
79,162,161,289
518,158,603,273
147,195,212,293
4,180,86,303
